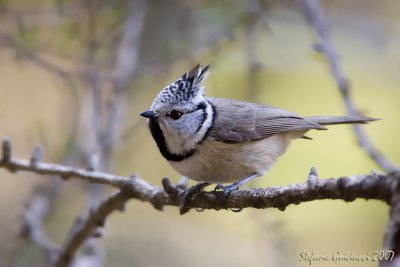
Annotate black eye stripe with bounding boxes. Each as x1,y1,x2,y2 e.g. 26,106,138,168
168,102,207,118
182,102,207,114
197,101,207,110
185,103,206,114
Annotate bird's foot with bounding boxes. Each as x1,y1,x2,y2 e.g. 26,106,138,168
179,182,210,214
214,183,240,204
214,172,262,206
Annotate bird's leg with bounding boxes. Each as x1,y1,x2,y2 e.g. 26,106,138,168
179,181,211,214
215,172,262,201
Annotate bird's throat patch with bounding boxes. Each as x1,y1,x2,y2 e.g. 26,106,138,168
148,118,196,162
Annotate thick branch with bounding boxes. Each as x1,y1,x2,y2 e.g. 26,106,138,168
1,139,397,266
0,140,395,212
303,0,399,173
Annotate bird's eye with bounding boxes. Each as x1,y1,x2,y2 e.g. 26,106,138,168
168,110,183,120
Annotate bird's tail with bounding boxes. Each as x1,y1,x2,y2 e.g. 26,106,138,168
306,116,379,126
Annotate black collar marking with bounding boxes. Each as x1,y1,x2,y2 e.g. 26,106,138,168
148,118,196,162
198,101,216,144
195,101,208,133
148,101,215,162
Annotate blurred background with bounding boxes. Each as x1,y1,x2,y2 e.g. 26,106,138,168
0,0,399,266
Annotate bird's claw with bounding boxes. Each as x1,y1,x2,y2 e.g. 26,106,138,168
179,182,241,213
214,183,240,205
179,182,210,214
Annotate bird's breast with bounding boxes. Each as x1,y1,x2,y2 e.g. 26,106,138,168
168,134,293,184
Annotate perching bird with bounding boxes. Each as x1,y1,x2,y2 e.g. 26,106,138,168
140,64,376,199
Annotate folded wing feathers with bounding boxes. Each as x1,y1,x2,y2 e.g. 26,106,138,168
207,97,378,144
208,97,327,143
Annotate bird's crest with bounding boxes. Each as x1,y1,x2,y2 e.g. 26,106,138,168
151,64,210,108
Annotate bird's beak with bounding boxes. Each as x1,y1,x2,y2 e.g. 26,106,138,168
140,110,155,119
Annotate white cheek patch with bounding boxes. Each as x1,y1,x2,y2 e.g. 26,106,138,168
161,120,196,155
159,101,213,156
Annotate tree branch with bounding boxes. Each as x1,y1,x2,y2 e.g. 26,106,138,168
54,190,129,267
0,148,126,189
0,139,395,212
1,139,398,265
19,186,59,263
302,0,399,173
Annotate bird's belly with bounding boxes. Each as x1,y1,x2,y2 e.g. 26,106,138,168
169,134,293,184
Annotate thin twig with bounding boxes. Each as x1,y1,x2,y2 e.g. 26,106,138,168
0,31,73,80
68,1,147,265
0,157,126,188
20,186,60,263
18,147,60,262
79,2,107,264
102,0,146,163
302,1,400,265
302,0,399,173
244,0,264,101
54,191,129,267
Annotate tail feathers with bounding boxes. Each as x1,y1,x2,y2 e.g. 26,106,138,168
306,116,379,126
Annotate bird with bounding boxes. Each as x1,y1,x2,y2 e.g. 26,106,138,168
140,64,377,205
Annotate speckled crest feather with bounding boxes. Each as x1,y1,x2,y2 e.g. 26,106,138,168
151,64,209,109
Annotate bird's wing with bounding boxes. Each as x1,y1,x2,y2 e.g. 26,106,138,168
207,97,325,143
